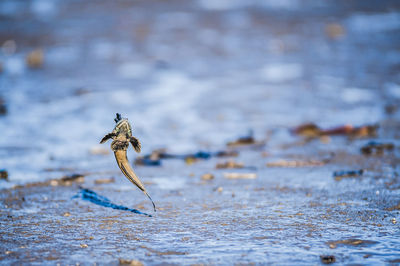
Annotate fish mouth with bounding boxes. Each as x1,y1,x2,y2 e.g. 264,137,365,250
114,150,156,212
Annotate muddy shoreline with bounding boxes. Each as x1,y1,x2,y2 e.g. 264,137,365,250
2,120,400,264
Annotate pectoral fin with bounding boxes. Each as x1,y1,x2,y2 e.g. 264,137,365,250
114,150,156,211
130,136,141,153
100,132,116,144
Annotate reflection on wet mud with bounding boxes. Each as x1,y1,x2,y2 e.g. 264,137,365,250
74,188,152,217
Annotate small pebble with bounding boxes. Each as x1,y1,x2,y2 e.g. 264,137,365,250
325,23,345,39
118,259,143,265
224,173,257,179
95,177,115,184
320,255,336,264
201,173,214,180
0,169,8,180
26,49,44,68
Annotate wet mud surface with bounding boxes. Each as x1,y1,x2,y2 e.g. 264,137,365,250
1,0,400,264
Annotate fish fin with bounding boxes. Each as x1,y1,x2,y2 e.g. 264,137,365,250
130,136,141,153
100,132,116,144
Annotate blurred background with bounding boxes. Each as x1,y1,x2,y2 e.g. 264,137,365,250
0,0,399,186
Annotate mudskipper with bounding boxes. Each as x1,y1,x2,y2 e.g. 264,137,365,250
100,113,156,211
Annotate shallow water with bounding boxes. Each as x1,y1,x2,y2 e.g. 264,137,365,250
0,0,400,264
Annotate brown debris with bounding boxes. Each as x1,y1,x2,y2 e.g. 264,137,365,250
266,159,325,168
224,173,257,179
216,160,244,169
184,157,197,165
201,173,214,180
227,135,255,146
385,202,400,211
325,23,345,39
95,177,115,184
320,255,336,264
119,259,143,266
215,150,239,157
327,238,377,249
0,169,8,180
361,141,394,155
26,49,44,69
59,174,85,186
227,131,265,148
293,123,378,138
292,123,320,138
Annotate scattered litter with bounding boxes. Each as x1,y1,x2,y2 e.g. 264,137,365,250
293,123,320,138
293,123,378,138
216,160,244,169
95,177,115,184
333,169,363,181
201,173,214,180
320,255,336,264
119,259,143,266
0,169,8,180
224,173,257,179
327,238,377,249
385,203,400,211
227,130,264,147
26,49,44,68
267,159,326,168
215,150,239,157
215,187,223,192
325,23,345,39
44,173,86,186
361,141,394,155
135,149,239,166
60,174,85,185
